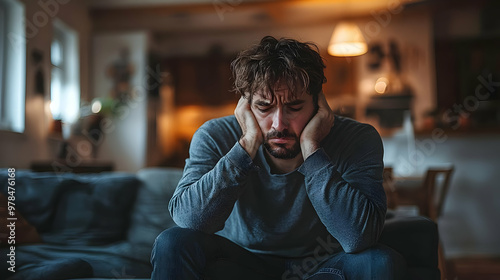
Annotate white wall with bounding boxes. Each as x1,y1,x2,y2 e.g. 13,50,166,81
354,8,436,130
91,32,148,172
0,0,91,169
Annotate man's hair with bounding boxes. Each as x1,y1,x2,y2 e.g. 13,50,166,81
231,36,326,103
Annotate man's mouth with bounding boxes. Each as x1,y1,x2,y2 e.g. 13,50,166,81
269,137,294,144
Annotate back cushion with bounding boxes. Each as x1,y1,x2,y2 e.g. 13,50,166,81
0,193,42,247
0,169,140,246
0,170,66,233
44,174,140,245
127,167,183,246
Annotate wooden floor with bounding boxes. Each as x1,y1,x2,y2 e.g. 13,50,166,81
445,257,500,280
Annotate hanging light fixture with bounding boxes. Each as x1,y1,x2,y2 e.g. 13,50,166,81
328,22,367,57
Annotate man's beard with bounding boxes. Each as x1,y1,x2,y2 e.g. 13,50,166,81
263,130,301,159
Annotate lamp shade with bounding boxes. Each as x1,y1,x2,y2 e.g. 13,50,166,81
328,22,367,57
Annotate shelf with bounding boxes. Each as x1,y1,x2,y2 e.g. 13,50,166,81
30,160,114,174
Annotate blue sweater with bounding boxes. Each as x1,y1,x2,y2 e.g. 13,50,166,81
169,115,386,257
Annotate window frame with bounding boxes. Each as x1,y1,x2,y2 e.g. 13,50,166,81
50,28,66,121
0,2,5,107
50,18,80,137
0,0,26,133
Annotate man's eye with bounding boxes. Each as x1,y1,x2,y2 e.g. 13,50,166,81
289,106,302,112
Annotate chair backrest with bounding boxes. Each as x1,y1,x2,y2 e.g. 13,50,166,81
423,166,454,221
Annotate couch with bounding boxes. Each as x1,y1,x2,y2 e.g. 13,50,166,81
0,167,439,280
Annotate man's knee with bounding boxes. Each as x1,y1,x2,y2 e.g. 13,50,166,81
332,244,406,279
151,227,213,279
151,227,206,261
359,244,407,279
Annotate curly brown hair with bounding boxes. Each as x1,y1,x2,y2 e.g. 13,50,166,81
231,36,326,104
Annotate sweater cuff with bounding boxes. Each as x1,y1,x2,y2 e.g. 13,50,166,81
298,148,332,176
226,142,258,173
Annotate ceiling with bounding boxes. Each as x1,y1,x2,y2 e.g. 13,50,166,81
88,0,271,8
88,0,428,34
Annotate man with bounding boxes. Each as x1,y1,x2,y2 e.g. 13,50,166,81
151,36,407,279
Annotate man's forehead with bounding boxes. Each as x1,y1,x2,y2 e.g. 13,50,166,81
253,89,308,103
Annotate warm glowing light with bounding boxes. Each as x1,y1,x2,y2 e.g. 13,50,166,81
328,22,367,57
374,77,389,94
49,101,57,117
91,100,102,113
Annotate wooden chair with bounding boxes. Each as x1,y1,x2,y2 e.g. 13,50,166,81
390,166,454,280
391,166,454,220
421,167,455,221
422,166,455,280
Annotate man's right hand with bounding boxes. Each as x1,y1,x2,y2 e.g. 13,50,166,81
235,96,263,159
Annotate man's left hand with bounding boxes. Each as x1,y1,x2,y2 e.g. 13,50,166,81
300,92,335,159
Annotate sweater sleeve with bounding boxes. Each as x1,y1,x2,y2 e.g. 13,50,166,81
168,124,255,233
298,124,387,253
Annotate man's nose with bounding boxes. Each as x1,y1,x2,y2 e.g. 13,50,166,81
271,108,288,131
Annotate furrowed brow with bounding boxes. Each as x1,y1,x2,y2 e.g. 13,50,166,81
285,100,305,106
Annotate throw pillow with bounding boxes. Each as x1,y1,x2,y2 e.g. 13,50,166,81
42,174,140,246
0,170,68,233
0,193,42,247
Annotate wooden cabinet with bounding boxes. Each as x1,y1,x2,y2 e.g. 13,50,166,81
162,54,238,106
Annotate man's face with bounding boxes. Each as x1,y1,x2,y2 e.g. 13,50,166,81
250,87,316,159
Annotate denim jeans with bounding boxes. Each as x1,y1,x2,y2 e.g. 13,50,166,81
151,227,407,280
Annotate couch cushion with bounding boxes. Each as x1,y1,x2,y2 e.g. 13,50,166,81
43,173,140,245
380,211,439,270
6,258,93,280
0,193,41,247
0,170,68,233
127,167,183,246
0,243,153,279
0,170,140,246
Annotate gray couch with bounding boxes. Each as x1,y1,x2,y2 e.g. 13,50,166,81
0,167,439,280
0,167,182,280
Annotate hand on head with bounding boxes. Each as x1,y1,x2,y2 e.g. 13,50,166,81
300,92,335,159
235,95,264,159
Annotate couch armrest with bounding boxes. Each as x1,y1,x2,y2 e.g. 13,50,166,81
379,212,439,271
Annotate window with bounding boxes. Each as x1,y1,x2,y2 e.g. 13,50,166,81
0,0,25,133
0,4,5,97
50,18,79,138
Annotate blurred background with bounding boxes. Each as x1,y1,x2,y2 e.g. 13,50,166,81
1,0,499,278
